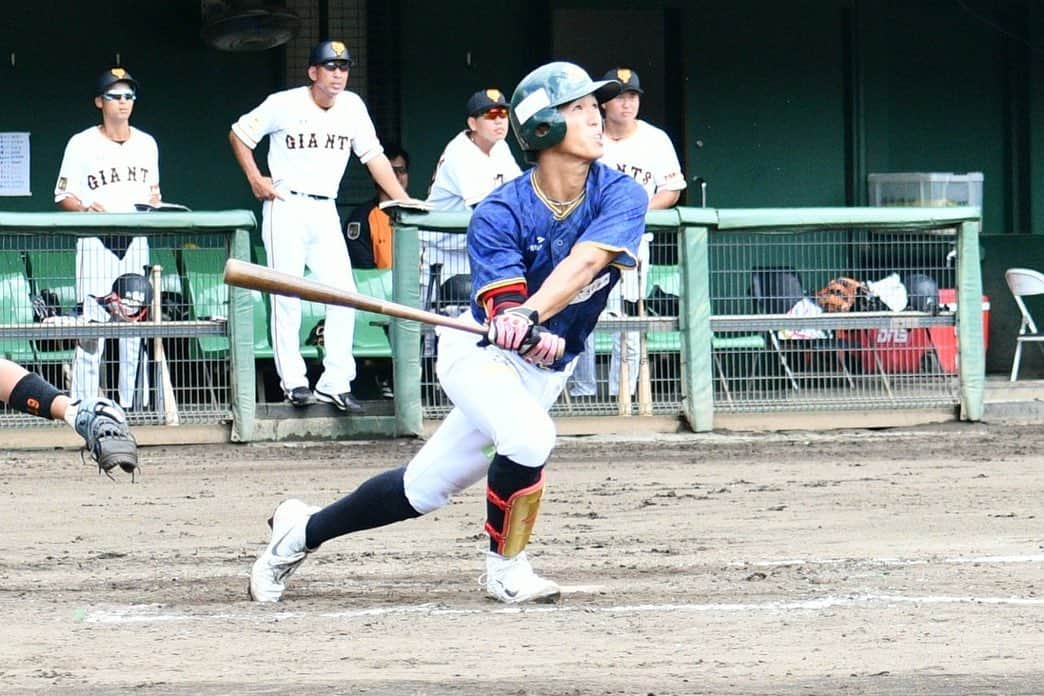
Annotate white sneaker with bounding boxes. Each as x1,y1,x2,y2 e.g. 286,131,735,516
249,499,320,602
484,551,561,604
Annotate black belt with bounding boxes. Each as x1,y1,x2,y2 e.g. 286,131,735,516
289,190,332,201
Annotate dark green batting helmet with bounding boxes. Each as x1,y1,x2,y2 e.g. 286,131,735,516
510,61,620,163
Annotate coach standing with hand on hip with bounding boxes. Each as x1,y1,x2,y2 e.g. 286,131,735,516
229,40,418,412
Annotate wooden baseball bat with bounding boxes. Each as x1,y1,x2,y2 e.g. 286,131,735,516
617,329,631,416
151,265,180,426
637,295,653,416
223,259,486,337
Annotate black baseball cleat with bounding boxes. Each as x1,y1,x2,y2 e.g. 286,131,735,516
285,386,315,407
315,389,363,413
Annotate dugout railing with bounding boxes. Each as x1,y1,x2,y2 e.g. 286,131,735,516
0,206,983,442
0,211,255,440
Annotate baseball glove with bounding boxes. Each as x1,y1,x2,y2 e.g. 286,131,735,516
73,398,140,482
816,277,863,312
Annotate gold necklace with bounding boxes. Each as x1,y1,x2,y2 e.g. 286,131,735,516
532,173,586,220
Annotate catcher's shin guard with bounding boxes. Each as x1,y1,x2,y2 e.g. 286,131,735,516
485,455,545,557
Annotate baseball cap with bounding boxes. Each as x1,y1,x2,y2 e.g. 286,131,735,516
465,89,509,119
602,68,643,95
309,40,354,66
97,66,139,96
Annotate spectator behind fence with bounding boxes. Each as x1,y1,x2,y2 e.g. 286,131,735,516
229,40,421,413
420,89,522,310
567,67,686,399
54,66,159,409
343,144,410,269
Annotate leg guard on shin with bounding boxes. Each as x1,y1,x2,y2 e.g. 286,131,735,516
485,455,544,557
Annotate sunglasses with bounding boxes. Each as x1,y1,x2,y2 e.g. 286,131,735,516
319,61,351,72
482,107,509,120
102,91,136,101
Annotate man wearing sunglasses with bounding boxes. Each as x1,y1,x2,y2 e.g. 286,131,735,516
229,40,420,413
421,89,522,314
54,66,160,410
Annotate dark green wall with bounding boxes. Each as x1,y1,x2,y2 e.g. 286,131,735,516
0,1,280,215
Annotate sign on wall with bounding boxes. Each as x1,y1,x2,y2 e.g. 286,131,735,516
0,132,31,196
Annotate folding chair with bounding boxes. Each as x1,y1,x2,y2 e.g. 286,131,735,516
751,267,854,390
1005,268,1044,381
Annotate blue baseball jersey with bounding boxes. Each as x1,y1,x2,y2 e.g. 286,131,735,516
468,161,648,370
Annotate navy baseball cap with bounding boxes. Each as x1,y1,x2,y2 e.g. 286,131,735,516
465,88,509,119
309,40,354,66
96,66,138,96
602,68,643,95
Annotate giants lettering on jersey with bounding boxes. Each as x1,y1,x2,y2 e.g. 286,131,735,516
615,163,653,188
285,133,351,150
87,166,150,190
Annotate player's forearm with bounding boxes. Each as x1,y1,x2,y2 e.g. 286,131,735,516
228,131,263,184
366,154,409,200
524,247,615,321
56,196,85,212
649,189,680,210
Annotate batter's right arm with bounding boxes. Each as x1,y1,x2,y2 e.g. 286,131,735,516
228,130,282,201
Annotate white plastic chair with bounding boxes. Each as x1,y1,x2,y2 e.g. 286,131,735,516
1004,268,1044,381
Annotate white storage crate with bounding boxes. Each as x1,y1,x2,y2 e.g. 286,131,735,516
868,172,983,207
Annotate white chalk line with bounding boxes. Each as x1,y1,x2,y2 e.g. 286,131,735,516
734,553,1044,568
83,591,1044,625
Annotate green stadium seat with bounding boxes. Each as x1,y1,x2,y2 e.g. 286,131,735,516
352,268,393,358
0,252,36,363
27,249,77,312
180,246,230,358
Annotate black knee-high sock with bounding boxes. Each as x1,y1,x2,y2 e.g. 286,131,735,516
487,455,543,553
305,466,420,550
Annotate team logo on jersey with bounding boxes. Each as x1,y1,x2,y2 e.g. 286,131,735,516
110,67,128,80
345,222,361,240
569,272,611,304
57,177,67,192
330,41,347,57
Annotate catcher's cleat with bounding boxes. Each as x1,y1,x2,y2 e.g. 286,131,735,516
73,398,139,482
249,498,320,602
484,550,561,604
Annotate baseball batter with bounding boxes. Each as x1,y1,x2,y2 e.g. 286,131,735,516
421,89,522,307
229,40,415,412
248,62,647,605
55,66,159,408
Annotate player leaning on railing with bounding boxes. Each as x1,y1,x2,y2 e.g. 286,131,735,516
0,359,138,480
247,61,648,604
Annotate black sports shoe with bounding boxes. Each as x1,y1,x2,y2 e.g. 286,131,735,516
315,389,363,412
286,386,315,407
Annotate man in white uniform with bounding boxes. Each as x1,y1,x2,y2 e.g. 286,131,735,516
229,41,415,412
568,67,686,398
55,66,159,408
421,89,522,309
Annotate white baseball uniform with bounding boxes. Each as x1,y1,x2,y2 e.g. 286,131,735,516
420,131,521,305
232,85,383,395
55,125,157,407
570,119,686,397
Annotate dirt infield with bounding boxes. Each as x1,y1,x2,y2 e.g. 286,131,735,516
1,422,1042,694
